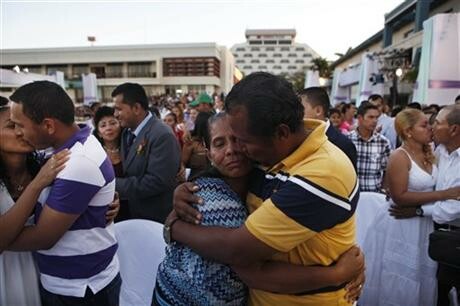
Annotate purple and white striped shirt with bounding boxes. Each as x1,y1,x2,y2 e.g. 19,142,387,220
34,126,119,297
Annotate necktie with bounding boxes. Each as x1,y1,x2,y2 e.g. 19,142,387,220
125,131,136,156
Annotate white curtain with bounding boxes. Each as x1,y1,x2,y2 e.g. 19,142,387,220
304,70,320,88
414,13,460,105
355,53,384,106
331,68,349,106
82,72,98,106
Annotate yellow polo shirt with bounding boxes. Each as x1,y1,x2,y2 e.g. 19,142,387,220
245,119,358,306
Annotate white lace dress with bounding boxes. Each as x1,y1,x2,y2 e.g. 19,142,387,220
360,150,438,306
0,186,41,306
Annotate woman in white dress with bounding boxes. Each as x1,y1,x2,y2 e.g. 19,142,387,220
0,97,69,306
360,108,460,306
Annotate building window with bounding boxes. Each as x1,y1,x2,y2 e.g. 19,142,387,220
258,65,268,70
236,59,245,64
128,62,152,78
280,59,289,63
24,65,42,74
251,47,260,51
266,59,275,63
188,85,207,93
234,54,238,58
280,47,290,51
243,65,253,69
288,53,297,57
236,47,245,52
102,86,116,103
258,53,267,57
273,53,282,57
303,53,312,58
243,54,253,58
266,47,275,51
295,47,305,51
295,59,305,63
273,65,282,69
263,40,277,45
46,65,67,76
249,40,262,45
90,66,106,78
163,57,220,77
279,40,292,45
106,63,123,78
250,59,260,63
288,65,297,70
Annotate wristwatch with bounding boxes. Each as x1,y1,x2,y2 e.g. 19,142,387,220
163,217,180,244
415,206,424,217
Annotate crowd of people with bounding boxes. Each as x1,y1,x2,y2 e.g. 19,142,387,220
0,73,458,306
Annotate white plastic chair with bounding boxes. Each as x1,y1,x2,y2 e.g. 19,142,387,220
114,219,166,306
355,192,387,246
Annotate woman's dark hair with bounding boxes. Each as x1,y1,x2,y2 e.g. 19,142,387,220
0,97,42,191
92,106,122,148
191,112,212,141
165,112,178,124
190,112,228,181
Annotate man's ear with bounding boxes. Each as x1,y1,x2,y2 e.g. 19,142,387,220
41,118,56,135
449,124,459,137
314,105,323,118
275,124,290,140
132,102,143,115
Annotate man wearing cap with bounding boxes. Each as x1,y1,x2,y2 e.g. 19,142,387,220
189,93,215,114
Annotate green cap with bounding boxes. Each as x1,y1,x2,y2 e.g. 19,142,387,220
189,93,213,107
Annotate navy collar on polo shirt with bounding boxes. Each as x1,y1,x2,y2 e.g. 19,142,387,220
53,124,91,154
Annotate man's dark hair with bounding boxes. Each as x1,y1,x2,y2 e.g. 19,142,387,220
444,104,460,126
111,83,149,110
224,72,303,138
455,95,460,103
357,101,379,117
9,81,74,125
368,94,383,103
0,96,8,106
298,87,330,117
407,102,422,110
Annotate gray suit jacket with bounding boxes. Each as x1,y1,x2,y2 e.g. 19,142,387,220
116,116,181,223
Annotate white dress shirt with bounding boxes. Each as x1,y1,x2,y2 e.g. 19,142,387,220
424,145,460,226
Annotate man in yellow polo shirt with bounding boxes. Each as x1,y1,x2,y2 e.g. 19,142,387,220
169,72,360,305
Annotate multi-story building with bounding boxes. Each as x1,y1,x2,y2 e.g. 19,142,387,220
231,29,320,76
1,43,237,103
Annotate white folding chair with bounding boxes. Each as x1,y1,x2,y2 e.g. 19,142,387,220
114,219,166,306
355,192,387,246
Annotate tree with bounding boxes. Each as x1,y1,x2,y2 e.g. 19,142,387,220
310,57,332,78
278,71,305,92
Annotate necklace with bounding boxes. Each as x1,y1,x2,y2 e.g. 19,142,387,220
104,146,120,154
11,172,29,193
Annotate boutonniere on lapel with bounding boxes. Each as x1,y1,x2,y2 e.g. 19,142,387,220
136,139,147,156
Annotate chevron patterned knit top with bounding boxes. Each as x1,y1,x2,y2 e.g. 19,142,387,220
154,177,248,306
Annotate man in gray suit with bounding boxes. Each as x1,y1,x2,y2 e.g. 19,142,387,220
113,83,181,223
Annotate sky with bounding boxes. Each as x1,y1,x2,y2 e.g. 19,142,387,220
1,0,402,61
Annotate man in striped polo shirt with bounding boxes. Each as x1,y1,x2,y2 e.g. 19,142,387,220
8,81,120,306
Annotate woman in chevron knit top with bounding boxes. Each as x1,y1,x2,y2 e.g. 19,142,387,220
154,112,251,306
